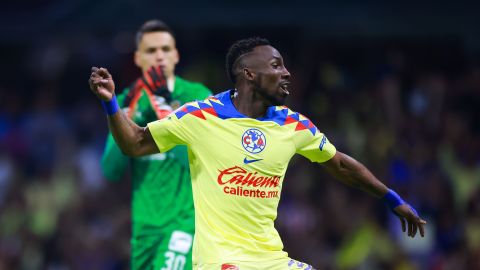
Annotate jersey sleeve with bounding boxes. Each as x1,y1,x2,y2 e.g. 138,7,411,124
146,107,194,153
294,125,336,163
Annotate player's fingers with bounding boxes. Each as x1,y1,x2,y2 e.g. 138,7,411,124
91,66,99,73
97,67,111,79
90,70,102,78
89,74,104,85
417,218,426,237
149,66,163,88
90,80,110,94
144,69,156,91
141,76,153,91
148,68,159,87
157,66,167,86
155,65,164,79
137,78,147,89
88,79,94,90
147,65,155,74
90,78,100,87
408,220,413,237
151,67,162,88
157,65,166,75
154,65,161,75
418,220,426,237
134,78,144,89
412,221,418,237
91,77,108,85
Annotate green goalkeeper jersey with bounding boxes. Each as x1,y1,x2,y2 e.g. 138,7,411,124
101,76,211,236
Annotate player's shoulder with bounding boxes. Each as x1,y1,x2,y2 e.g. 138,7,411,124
264,105,319,135
264,104,310,123
169,90,231,121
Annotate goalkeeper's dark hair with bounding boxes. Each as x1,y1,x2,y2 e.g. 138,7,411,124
226,37,271,84
135,19,175,49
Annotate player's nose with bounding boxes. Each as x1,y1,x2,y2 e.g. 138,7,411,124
281,67,291,80
155,50,165,61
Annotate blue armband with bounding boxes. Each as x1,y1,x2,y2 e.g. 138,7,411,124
382,189,406,210
101,95,119,115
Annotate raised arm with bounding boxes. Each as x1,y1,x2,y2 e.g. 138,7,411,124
322,151,427,238
89,67,159,157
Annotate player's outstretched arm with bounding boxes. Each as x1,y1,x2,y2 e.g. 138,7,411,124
89,67,160,157
321,151,427,238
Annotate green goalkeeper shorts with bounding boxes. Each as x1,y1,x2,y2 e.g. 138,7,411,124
131,226,194,270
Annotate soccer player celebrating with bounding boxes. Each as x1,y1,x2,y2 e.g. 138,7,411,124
90,37,426,270
100,20,211,270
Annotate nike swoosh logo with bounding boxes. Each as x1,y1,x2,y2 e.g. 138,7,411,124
243,157,263,164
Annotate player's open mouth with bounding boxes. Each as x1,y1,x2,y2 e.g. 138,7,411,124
280,82,290,95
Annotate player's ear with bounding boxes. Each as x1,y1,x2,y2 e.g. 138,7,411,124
173,48,180,65
243,68,255,81
134,51,142,69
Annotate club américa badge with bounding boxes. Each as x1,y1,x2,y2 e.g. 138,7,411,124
241,128,266,154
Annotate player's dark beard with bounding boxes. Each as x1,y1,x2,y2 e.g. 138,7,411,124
253,76,285,106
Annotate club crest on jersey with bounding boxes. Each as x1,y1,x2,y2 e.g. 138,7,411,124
242,128,266,154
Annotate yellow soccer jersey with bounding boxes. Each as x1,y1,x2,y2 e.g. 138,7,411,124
147,90,336,266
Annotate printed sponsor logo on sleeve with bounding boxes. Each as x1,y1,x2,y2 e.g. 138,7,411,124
319,135,327,151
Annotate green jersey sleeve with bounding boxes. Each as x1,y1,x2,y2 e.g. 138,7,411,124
101,133,129,181
172,77,212,104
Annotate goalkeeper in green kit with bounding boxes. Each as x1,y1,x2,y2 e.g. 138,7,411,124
101,20,211,270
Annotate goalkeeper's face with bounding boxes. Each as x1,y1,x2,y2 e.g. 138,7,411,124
134,31,179,79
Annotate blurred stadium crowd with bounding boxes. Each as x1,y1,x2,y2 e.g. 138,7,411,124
1,3,480,269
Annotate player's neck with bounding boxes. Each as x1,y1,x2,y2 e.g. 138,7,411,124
232,89,269,119
167,75,176,92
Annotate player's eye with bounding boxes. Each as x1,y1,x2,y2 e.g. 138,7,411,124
271,63,279,69
162,46,172,53
146,48,156,54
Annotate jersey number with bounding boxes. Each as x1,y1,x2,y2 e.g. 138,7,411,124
161,251,186,270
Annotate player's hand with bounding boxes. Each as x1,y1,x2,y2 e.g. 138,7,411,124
393,204,427,238
89,67,116,101
140,65,172,103
123,78,143,107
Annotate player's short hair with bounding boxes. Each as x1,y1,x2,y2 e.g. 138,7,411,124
226,37,271,84
135,19,175,49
